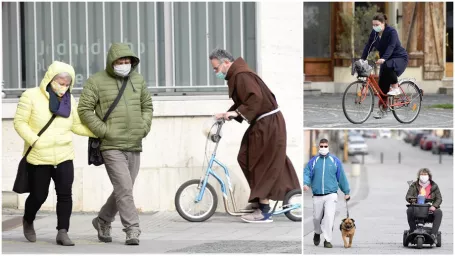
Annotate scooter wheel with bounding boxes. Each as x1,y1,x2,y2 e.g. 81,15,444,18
416,237,423,249
175,179,218,222
284,189,302,222
402,231,408,247
436,232,441,247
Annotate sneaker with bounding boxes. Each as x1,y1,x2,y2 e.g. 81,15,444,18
92,217,112,243
22,218,36,242
125,230,140,245
324,240,333,248
313,233,321,246
387,87,401,96
373,110,385,119
240,209,273,223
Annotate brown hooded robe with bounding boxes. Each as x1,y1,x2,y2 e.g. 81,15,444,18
225,57,300,202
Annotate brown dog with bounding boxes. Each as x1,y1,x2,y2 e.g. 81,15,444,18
340,218,356,248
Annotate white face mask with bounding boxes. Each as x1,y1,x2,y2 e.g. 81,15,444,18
114,64,132,77
419,175,429,183
319,147,329,156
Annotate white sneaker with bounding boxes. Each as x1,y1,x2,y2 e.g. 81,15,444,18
373,110,385,119
373,105,387,119
387,87,401,96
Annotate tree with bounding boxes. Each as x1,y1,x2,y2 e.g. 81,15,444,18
336,4,381,61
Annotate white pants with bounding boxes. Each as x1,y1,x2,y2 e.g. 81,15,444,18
313,193,338,242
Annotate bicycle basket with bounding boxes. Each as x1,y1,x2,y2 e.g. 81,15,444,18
411,204,430,219
352,59,373,77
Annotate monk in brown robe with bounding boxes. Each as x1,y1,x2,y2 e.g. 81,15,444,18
209,48,300,223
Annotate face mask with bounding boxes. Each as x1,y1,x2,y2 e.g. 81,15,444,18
319,147,329,156
373,25,382,33
216,72,226,80
419,175,429,183
114,64,132,77
215,63,226,80
51,81,69,97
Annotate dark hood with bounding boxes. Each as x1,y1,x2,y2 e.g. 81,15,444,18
225,57,256,98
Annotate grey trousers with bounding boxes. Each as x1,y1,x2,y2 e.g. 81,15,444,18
99,150,141,232
313,193,337,242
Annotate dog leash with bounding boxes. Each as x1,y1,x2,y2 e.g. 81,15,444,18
346,200,350,218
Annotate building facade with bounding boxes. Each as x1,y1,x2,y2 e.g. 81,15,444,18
2,2,303,212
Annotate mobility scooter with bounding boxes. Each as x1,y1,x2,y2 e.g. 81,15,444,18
403,195,442,249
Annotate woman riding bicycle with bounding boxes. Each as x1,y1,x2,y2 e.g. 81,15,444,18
361,13,409,119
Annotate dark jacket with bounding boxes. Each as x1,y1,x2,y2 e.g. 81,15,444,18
406,180,442,209
78,43,154,152
361,24,408,77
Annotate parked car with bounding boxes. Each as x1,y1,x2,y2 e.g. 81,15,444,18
363,131,377,138
339,131,362,149
432,138,454,155
379,129,392,138
403,130,416,143
420,135,438,150
412,132,428,146
347,136,368,155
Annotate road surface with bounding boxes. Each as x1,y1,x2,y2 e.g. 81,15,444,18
304,94,453,128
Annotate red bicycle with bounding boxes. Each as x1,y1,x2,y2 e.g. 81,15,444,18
342,60,423,124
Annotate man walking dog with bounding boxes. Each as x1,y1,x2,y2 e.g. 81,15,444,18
303,138,350,248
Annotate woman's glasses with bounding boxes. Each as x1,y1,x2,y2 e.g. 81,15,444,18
319,145,328,148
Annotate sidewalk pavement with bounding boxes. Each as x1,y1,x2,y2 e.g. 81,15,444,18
304,138,453,254
2,210,301,254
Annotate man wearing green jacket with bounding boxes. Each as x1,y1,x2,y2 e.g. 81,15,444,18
78,43,153,246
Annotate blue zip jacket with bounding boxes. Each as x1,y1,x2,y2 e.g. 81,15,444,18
361,24,408,77
303,153,350,195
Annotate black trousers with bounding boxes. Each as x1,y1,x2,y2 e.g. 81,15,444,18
23,160,74,231
379,65,398,94
407,207,442,235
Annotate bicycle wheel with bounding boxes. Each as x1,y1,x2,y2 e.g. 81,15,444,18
391,81,422,124
342,81,374,124
284,189,302,222
175,179,218,222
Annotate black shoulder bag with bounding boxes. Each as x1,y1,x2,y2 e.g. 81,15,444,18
13,114,57,194
88,79,128,166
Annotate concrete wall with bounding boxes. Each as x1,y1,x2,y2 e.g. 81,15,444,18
2,2,303,212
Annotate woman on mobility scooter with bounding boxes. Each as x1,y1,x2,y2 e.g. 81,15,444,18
404,168,443,248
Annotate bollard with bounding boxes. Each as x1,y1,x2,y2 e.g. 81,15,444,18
398,152,401,164
362,154,365,164
351,163,361,177
381,152,384,164
439,151,442,164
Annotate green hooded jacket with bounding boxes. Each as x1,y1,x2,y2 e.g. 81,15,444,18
78,43,153,152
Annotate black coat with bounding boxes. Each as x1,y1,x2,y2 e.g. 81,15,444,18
361,24,408,77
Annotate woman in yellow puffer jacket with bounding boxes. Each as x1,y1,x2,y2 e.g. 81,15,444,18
14,61,95,246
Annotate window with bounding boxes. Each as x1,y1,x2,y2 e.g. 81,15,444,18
2,2,257,98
